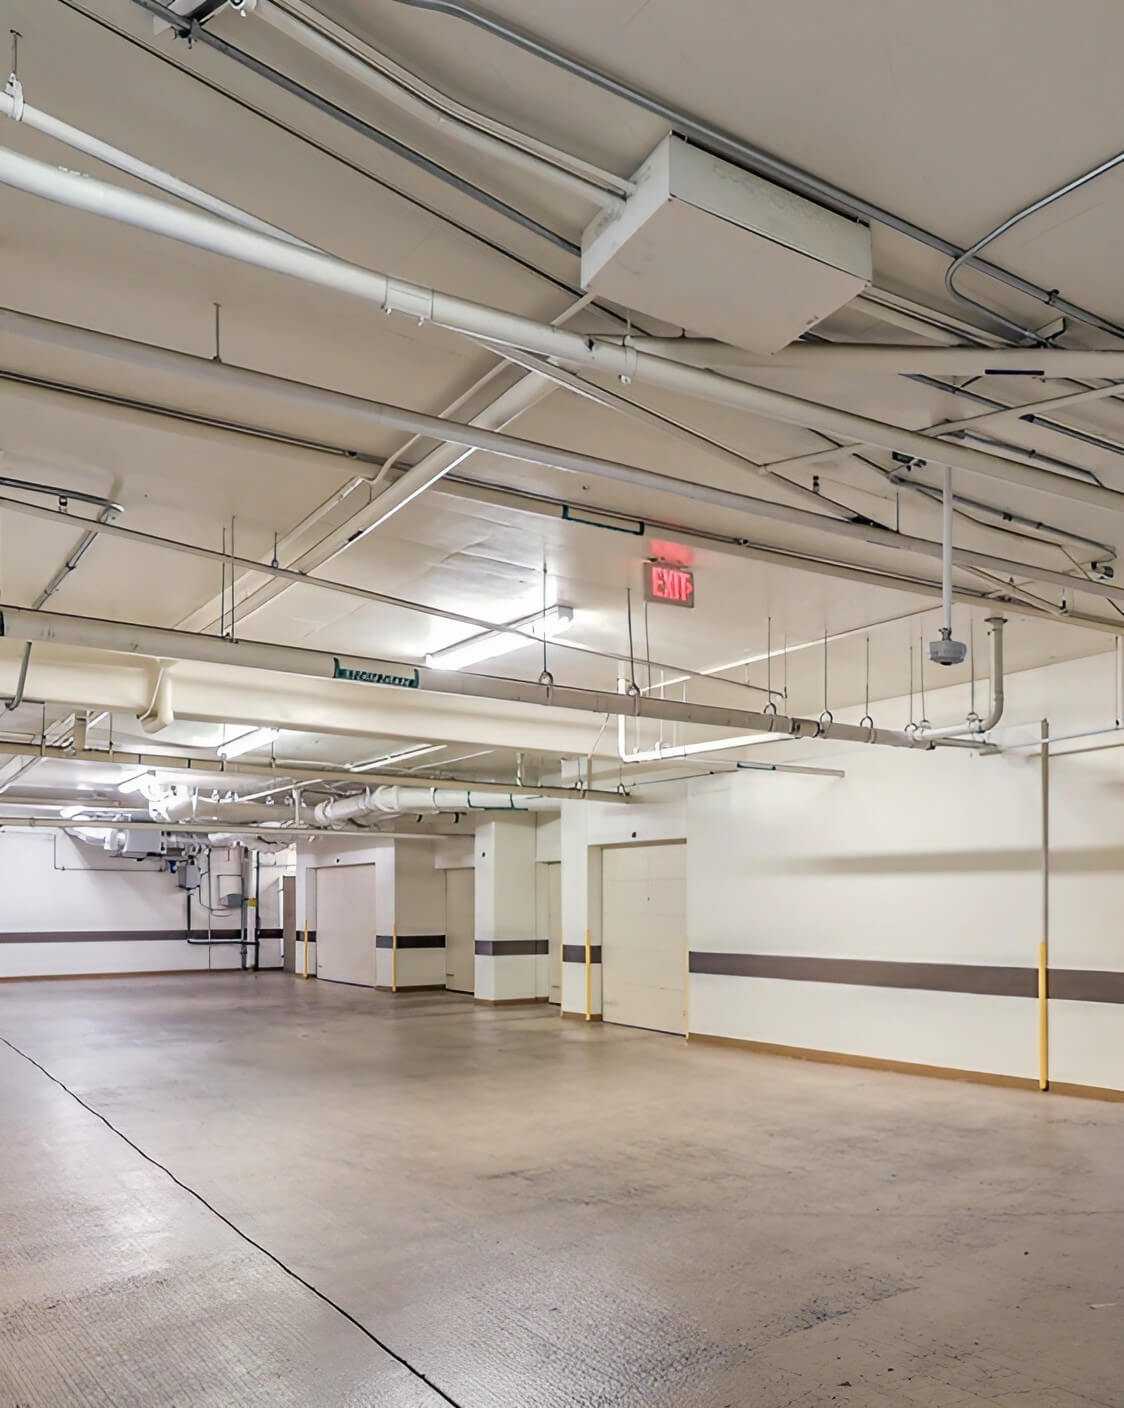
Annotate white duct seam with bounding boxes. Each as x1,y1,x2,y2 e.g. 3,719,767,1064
1,144,1122,512
312,785,556,825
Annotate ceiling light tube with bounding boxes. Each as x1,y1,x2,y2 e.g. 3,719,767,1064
426,605,574,672
350,743,445,771
217,726,281,759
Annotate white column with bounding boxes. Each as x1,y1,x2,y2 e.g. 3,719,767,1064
560,802,602,1018
473,816,542,1003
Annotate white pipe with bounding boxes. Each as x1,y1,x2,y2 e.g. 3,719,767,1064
942,466,953,638
253,0,624,208
0,602,978,750
0,81,310,247
1,145,1120,514
615,336,1124,378
917,616,1006,739
3,816,429,837
6,311,1124,611
313,784,556,824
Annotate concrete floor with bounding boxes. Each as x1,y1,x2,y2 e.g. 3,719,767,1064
1,977,1121,1408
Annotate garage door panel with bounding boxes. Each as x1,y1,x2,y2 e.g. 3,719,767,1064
316,863,377,987
602,842,686,1036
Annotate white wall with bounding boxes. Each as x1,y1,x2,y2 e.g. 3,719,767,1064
0,833,248,977
684,647,1124,1092
560,785,687,1015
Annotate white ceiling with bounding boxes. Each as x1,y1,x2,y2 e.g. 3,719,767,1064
2,0,1124,798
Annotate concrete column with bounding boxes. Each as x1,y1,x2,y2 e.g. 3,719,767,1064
383,840,446,990
473,816,545,1003
560,801,602,1019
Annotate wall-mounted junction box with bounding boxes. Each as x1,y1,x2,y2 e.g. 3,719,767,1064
581,134,872,354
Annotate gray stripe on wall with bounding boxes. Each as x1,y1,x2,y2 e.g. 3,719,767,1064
562,944,602,964
474,939,548,956
690,952,1124,1003
374,935,446,949
689,951,1037,997
0,930,241,944
1049,969,1124,1004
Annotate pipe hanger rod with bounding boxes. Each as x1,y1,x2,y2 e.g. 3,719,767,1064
0,604,980,751
1,146,1122,515
3,308,1121,610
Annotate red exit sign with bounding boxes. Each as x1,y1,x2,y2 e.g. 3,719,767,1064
644,561,695,607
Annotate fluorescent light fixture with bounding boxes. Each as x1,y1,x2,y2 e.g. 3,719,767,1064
426,605,574,672
217,727,281,760
118,770,153,795
59,805,88,819
350,743,445,772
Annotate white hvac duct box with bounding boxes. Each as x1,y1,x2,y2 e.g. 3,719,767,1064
581,135,871,354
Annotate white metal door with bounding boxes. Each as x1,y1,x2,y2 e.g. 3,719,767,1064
444,867,475,993
315,864,377,987
546,861,562,1004
601,842,686,1035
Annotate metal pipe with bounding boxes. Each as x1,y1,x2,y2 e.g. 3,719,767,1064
4,313,1123,610
3,642,30,712
916,616,1006,739
3,340,1122,637
0,735,626,801
0,494,775,700
947,150,1124,342
941,467,953,638
128,0,577,255
0,471,123,513
613,338,1124,378
388,0,1124,344
0,602,978,752
0,78,312,246
1,152,1121,515
1039,718,1050,1091
313,784,557,825
252,0,624,208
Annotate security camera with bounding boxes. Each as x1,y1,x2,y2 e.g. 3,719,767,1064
929,628,967,667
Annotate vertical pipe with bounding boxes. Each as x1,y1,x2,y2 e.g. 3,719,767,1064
1039,717,1050,1091
584,927,592,1021
684,935,690,1041
392,924,398,992
942,465,953,636
252,850,261,972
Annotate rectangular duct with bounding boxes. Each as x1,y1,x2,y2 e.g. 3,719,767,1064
581,134,871,354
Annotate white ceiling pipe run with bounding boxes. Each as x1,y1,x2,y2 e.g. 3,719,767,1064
1,148,1121,515
157,793,310,824
0,493,778,698
3,318,1121,613
251,0,625,209
0,734,623,800
0,604,980,752
313,784,556,825
0,82,310,247
614,337,1124,378
2,816,433,838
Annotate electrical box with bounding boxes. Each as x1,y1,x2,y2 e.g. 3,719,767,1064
175,861,201,890
581,134,872,354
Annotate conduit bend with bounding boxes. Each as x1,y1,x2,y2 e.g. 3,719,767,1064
916,616,1006,740
387,0,1124,345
